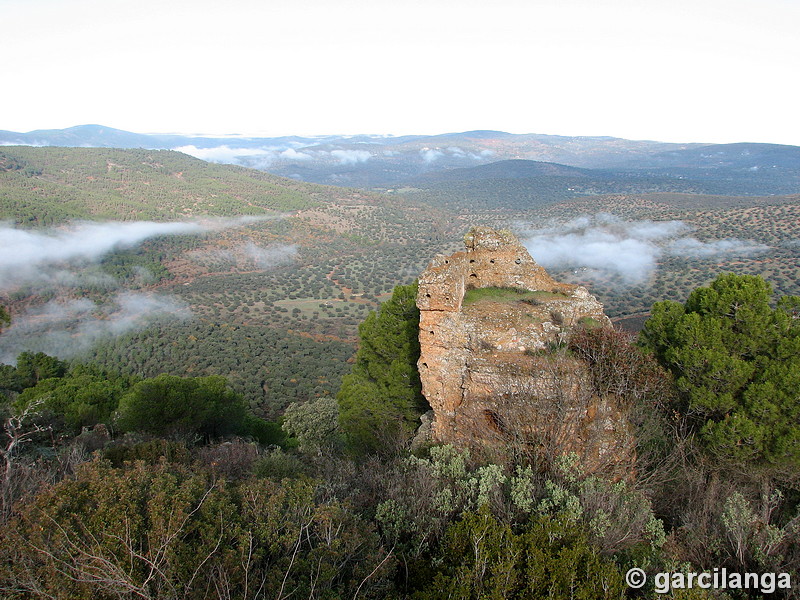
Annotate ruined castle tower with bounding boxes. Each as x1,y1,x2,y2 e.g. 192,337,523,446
416,226,634,471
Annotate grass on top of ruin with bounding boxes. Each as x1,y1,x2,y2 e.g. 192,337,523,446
462,286,569,305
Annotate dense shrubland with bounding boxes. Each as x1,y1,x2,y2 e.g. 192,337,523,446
2,273,799,598
86,320,354,419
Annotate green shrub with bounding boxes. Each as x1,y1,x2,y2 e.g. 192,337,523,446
116,374,246,440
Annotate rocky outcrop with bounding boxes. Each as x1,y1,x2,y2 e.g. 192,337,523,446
416,227,633,471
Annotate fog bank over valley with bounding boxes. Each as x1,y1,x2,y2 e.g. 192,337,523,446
0,217,283,292
519,214,771,284
0,293,191,364
0,217,298,363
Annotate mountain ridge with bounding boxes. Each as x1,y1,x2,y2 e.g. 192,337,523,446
2,124,798,191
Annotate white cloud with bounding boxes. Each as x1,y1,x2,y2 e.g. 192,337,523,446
175,144,322,167
519,214,770,284
523,224,661,283
0,221,202,290
0,292,191,363
280,148,313,161
0,218,276,292
240,242,298,269
0,140,49,147
174,144,278,165
330,149,371,164
420,148,444,163
186,242,297,271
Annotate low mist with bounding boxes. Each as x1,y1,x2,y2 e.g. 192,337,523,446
0,292,191,364
0,217,288,363
241,242,298,269
668,237,770,257
0,218,278,292
175,145,376,168
186,242,297,271
519,214,770,284
176,141,502,172
0,220,202,290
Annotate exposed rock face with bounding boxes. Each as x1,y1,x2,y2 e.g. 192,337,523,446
416,227,633,471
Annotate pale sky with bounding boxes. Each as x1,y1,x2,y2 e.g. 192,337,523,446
2,0,799,145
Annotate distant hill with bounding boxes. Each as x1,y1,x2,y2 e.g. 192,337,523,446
411,159,593,183
405,155,800,211
0,124,165,148
620,142,800,170
0,146,360,225
0,125,693,187
2,125,799,192
0,124,324,151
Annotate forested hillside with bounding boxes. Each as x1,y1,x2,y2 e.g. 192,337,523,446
2,146,799,416
0,147,456,417
0,146,341,225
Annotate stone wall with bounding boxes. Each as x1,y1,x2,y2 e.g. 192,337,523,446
416,226,634,472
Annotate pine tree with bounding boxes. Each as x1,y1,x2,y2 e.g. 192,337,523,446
641,273,800,475
337,282,428,454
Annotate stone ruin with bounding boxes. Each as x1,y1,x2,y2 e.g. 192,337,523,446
416,226,634,472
